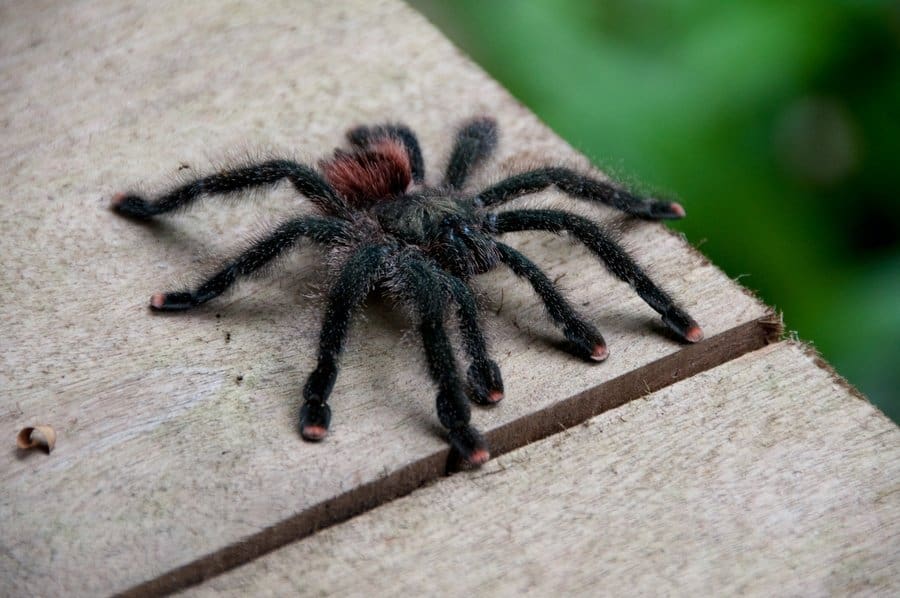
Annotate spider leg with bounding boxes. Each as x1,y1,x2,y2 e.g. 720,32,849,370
406,249,503,404
149,216,349,310
111,159,350,219
445,275,504,405
493,210,703,342
346,123,425,184
300,244,388,440
494,242,609,361
402,257,489,465
477,166,684,220
443,116,498,190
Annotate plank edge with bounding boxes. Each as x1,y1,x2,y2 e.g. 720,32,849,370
116,311,782,598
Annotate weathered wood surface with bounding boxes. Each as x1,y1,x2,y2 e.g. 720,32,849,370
1,1,772,595
190,342,900,597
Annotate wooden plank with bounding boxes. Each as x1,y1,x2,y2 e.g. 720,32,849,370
0,1,773,595
191,342,900,597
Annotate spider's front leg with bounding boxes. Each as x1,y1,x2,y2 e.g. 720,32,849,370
477,166,684,220
147,216,349,310
402,257,490,465
493,242,610,361
416,229,504,404
445,275,504,405
300,244,388,440
493,210,703,343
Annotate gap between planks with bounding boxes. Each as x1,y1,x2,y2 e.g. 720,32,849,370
186,341,899,597
118,313,781,597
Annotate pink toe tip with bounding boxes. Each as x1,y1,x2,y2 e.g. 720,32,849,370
110,192,128,207
670,203,686,218
685,326,704,343
591,344,609,361
467,448,491,466
488,390,504,403
302,425,328,441
150,292,167,309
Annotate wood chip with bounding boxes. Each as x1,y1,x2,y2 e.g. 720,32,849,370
16,426,56,454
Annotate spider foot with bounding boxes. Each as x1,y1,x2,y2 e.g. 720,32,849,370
648,201,686,220
662,307,704,343
448,425,490,466
299,399,331,441
110,193,155,220
466,360,505,405
565,328,609,362
149,292,195,311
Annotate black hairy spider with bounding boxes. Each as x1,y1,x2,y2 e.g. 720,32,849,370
111,117,702,465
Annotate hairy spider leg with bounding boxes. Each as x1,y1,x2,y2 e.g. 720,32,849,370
407,247,502,403
111,159,350,219
402,257,489,465
148,216,349,311
301,244,388,440
443,116,499,190
443,272,504,404
477,166,684,220
494,242,609,361
494,210,703,343
346,123,425,184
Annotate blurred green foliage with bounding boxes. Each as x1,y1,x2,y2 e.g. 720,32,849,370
410,0,900,421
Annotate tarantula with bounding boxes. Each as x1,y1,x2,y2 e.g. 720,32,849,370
111,117,702,465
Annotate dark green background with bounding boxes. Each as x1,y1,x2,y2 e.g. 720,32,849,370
410,0,899,421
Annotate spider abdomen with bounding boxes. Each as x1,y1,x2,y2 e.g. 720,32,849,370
319,138,412,207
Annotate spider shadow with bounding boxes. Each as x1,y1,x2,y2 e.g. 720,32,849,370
481,280,673,361
246,286,435,433
111,212,220,263
589,309,680,344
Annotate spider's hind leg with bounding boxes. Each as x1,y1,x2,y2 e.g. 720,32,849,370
443,116,498,190
111,159,347,219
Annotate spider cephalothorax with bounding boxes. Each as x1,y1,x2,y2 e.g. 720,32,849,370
111,117,702,465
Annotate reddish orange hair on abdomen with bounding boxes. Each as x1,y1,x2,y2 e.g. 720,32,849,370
320,138,412,207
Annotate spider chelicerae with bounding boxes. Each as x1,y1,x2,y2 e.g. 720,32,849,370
111,117,702,465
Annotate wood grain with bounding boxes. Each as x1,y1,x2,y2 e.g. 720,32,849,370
191,342,900,597
1,1,772,595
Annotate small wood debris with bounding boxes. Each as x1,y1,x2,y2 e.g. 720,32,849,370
16,425,56,454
